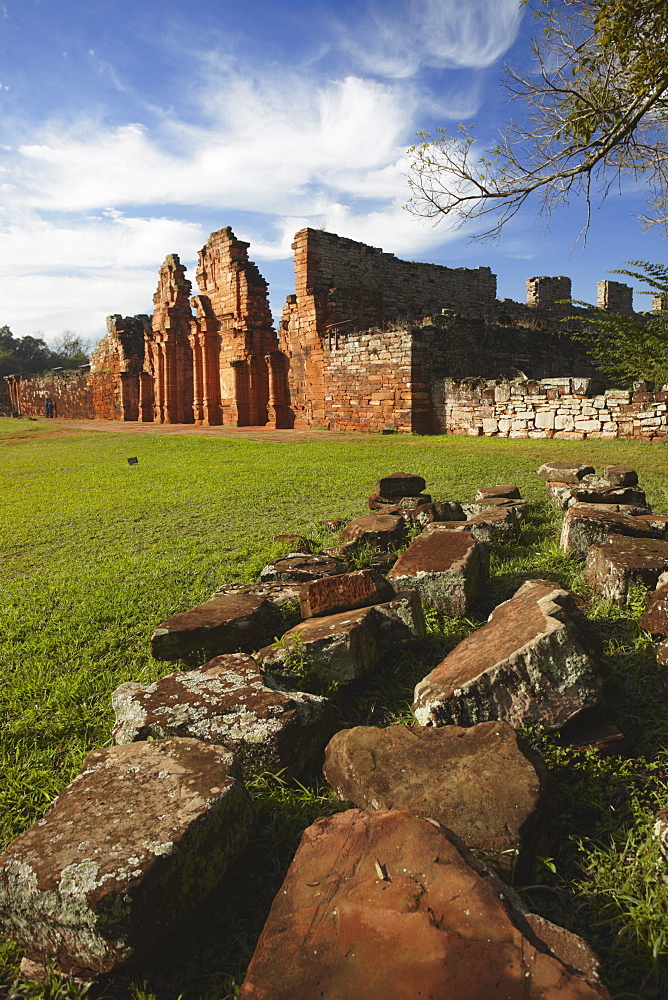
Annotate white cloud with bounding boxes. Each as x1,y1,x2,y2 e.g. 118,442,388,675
336,0,524,78
0,0,523,339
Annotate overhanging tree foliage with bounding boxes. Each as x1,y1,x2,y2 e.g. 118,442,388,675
569,260,668,386
407,1,668,239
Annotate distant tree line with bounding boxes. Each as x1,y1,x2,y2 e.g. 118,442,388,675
0,327,93,378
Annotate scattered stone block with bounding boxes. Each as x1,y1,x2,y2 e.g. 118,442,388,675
150,594,281,661
413,579,602,730
462,496,527,520
584,536,668,604
0,740,252,976
210,581,301,609
259,552,347,583
387,527,489,615
237,809,610,1000
411,500,466,526
570,479,647,507
257,594,424,692
634,514,668,539
375,472,426,498
474,484,521,500
639,572,668,636
604,465,638,487
339,513,405,550
323,722,543,857
545,481,573,509
368,493,431,512
560,504,661,559
299,568,395,618
112,654,334,780
536,461,595,483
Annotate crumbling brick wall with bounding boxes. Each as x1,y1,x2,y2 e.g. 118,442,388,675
280,228,499,428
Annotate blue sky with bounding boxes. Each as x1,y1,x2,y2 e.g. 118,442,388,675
1,0,666,343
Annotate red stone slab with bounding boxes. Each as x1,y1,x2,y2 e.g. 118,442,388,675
150,594,280,660
584,536,668,604
387,527,488,615
299,568,395,618
413,579,602,730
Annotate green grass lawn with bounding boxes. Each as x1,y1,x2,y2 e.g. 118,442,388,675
2,424,668,999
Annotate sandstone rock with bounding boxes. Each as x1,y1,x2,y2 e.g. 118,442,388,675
259,552,347,583
537,461,595,483
339,513,405,551
0,740,252,976
375,471,426,498
604,464,638,487
474,484,521,500
560,504,661,559
546,481,573,509
570,479,647,507
387,527,489,615
367,493,431,512
210,581,301,609
634,514,668,539
150,594,281,661
299,568,395,618
411,500,466,527
639,573,668,636
257,593,424,692
112,654,334,780
413,579,602,730
462,496,527,520
584,536,668,604
237,809,610,1000
323,722,543,857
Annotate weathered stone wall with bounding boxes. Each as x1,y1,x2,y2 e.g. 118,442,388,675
3,368,118,420
439,377,668,441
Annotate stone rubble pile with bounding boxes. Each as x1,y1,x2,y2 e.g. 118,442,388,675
6,463,667,996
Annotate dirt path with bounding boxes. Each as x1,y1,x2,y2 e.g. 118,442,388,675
0,418,378,444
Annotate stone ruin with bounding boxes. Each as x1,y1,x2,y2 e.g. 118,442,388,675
3,465,668,994
3,226,652,436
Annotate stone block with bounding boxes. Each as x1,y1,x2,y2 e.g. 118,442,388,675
633,514,668,539
150,594,282,661
603,465,638,487
473,484,521,501
374,472,426,498
323,722,543,857
0,740,252,976
545,481,573,509
639,573,668,636
570,478,647,507
560,504,662,559
462,496,526,520
535,410,555,430
339,513,405,550
237,809,610,1000
430,508,521,545
210,581,301,609
536,461,595,483
368,493,431,511
257,593,424,692
584,536,668,604
112,654,334,779
259,552,347,583
299,568,395,618
387,527,489,615
413,579,602,730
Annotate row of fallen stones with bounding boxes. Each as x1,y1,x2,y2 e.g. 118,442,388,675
2,468,665,996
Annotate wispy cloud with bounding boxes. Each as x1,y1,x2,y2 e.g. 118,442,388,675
0,0,525,339
335,0,524,78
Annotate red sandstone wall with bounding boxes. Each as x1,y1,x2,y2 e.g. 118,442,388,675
3,369,119,420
